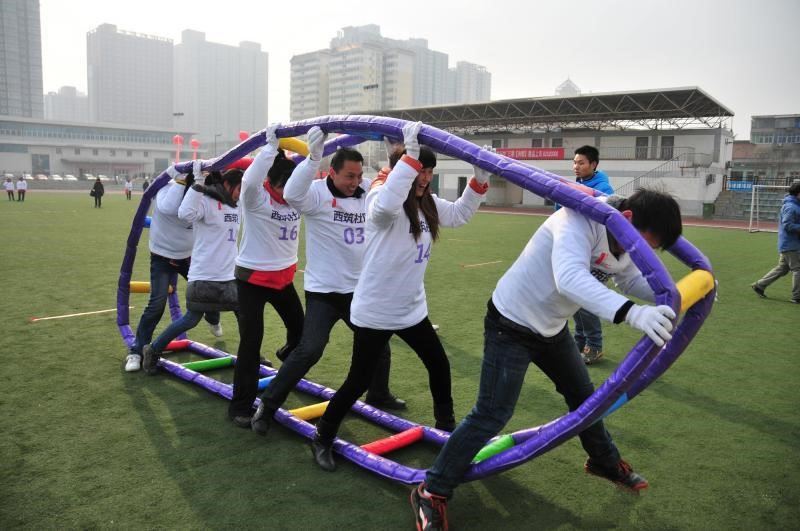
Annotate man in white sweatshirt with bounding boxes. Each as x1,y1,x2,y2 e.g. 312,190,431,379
411,188,683,531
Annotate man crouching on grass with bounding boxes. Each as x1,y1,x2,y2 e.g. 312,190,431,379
410,187,683,530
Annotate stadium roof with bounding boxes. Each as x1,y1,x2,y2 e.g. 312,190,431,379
360,86,734,134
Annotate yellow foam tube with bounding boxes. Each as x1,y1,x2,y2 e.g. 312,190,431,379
279,137,309,157
289,401,329,421
675,270,715,313
129,281,173,294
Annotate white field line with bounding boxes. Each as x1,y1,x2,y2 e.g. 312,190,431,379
30,306,133,322
461,260,503,269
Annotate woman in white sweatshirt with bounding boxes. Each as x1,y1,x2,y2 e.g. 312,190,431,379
310,122,490,471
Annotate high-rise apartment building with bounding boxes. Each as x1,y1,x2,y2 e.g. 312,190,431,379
44,86,88,123
173,30,268,152
290,25,491,120
87,24,173,128
0,0,43,118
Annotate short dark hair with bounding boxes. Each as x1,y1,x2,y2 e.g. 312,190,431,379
574,145,599,165
267,149,297,188
331,147,364,172
388,145,437,169
220,168,243,189
620,187,682,250
789,182,800,196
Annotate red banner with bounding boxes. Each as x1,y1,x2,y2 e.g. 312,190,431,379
497,147,564,160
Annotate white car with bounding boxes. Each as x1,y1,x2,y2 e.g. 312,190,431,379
64,175,78,181
24,173,34,180
34,174,47,180
51,175,63,181
84,173,95,180
98,174,110,181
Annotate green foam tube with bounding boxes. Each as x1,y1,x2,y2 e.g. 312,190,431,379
472,434,514,463
182,357,234,372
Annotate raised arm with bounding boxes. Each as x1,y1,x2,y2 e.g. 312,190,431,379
241,125,280,211
178,160,207,224
155,167,187,216
436,145,492,227
283,126,327,213
367,122,423,229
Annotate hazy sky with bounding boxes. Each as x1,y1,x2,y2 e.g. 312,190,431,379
40,0,800,137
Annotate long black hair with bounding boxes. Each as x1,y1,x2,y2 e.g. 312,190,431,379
389,145,440,242
267,149,297,189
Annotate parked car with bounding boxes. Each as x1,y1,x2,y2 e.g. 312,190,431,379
3,173,14,179
83,173,95,180
64,174,78,181
34,174,46,180
24,173,34,180
51,174,63,181
98,174,110,181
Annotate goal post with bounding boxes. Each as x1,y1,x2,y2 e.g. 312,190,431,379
748,184,788,233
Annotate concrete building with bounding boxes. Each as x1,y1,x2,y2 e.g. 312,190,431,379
290,51,330,121
44,86,88,123
363,87,735,217
0,0,43,118
290,25,491,120
730,114,800,184
87,24,173,129
0,115,194,180
173,30,268,155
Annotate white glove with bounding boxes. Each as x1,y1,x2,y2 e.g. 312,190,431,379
625,304,676,347
473,145,496,185
264,124,280,151
307,126,327,161
402,121,422,160
192,159,204,184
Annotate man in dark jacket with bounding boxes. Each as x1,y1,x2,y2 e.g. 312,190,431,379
91,177,104,208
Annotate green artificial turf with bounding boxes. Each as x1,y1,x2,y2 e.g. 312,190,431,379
0,192,797,529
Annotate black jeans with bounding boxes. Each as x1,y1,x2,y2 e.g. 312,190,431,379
229,280,304,417
425,300,621,497
260,291,395,412
317,317,451,443
94,194,102,207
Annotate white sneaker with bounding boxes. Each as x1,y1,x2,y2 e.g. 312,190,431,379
125,354,142,372
209,322,223,337
432,324,440,331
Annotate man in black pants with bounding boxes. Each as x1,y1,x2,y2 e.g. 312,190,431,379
250,146,405,436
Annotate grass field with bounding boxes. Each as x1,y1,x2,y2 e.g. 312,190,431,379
1,191,797,530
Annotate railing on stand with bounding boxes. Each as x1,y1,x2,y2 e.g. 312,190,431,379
613,152,713,196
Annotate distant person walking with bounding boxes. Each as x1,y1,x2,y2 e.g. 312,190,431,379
124,177,133,200
4,177,14,201
752,181,800,304
91,177,104,208
142,178,150,192
16,176,27,202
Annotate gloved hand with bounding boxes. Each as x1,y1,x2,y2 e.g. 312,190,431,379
192,159,204,184
264,124,280,151
307,126,327,161
402,121,422,160
474,145,496,185
383,135,401,160
625,304,676,346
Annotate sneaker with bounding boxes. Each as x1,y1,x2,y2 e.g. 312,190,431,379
275,344,291,362
751,284,766,298
582,346,604,365
251,403,273,435
209,322,223,337
259,356,273,368
230,415,252,429
124,353,142,372
365,393,407,411
410,483,449,531
311,436,336,472
584,458,649,493
432,324,440,332
142,344,161,375
791,299,799,304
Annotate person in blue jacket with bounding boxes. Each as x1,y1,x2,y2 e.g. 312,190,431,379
568,145,615,364
752,181,800,303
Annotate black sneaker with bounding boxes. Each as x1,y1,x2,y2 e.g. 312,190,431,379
751,284,767,298
410,483,449,531
251,403,273,436
365,393,407,411
584,458,649,493
142,344,160,375
259,356,273,368
311,435,336,472
275,344,291,362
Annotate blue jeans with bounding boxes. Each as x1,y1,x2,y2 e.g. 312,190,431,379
424,300,620,498
132,253,219,355
573,308,603,351
150,309,204,353
260,291,394,413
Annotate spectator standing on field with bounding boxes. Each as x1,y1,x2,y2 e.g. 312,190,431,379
124,177,133,200
91,177,104,208
4,177,14,201
143,178,150,192
16,176,27,202
751,181,800,304
570,145,614,365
